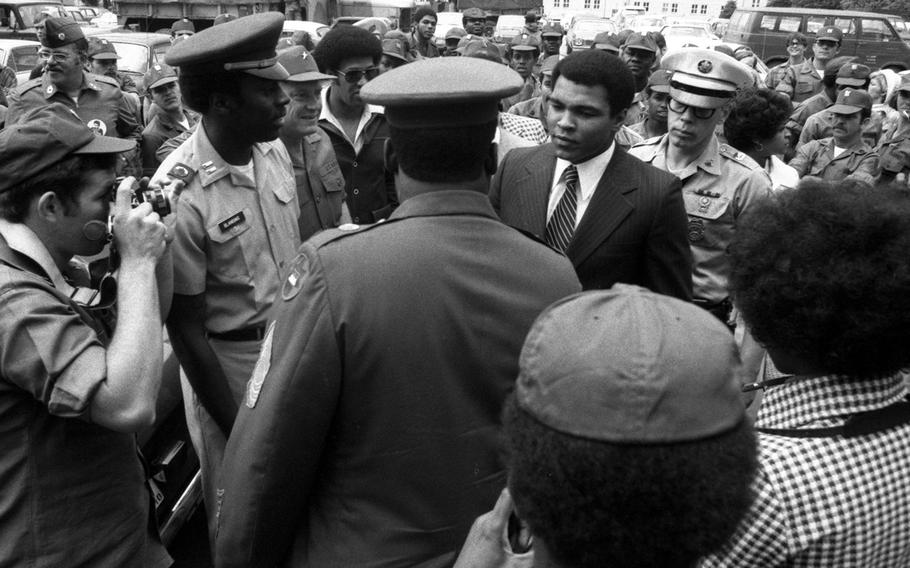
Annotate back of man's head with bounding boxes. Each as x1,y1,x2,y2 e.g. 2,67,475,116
313,25,382,72
505,285,757,568
551,50,635,116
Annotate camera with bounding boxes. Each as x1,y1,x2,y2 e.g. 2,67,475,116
112,176,172,217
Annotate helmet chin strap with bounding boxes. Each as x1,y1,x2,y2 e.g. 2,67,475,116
82,220,110,242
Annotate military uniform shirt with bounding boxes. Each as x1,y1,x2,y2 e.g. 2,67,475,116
501,74,540,111
630,135,773,302
775,59,823,103
152,122,301,333
141,109,198,176
790,137,879,184
282,126,347,242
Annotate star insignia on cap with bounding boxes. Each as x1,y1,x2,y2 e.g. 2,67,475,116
845,89,852,96
57,32,65,40
299,51,308,61
153,64,161,71
697,59,713,74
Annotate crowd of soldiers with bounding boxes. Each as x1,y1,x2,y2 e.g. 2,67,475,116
1,7,910,568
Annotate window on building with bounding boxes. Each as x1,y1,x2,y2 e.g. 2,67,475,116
593,0,601,10
700,4,707,14
643,2,650,10
584,0,591,9
662,2,668,11
562,0,569,8
670,2,677,12
751,0,760,6
690,4,698,14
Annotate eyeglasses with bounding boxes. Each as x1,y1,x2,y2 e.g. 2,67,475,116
668,98,717,119
335,67,380,84
39,50,73,63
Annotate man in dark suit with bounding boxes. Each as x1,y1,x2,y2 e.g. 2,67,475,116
490,49,692,299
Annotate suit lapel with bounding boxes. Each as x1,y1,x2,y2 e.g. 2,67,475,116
566,148,636,268
513,144,557,236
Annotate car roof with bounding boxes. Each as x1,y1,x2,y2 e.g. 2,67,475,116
735,6,902,18
0,0,63,4
0,38,40,47
94,32,171,44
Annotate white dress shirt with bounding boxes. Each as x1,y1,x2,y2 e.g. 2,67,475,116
547,142,616,229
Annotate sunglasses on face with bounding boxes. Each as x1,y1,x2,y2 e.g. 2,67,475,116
668,98,717,119
335,67,380,84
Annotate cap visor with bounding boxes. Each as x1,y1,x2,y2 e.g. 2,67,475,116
836,78,865,87
670,87,728,109
285,71,336,83
827,103,863,114
817,36,838,42
382,51,408,63
74,135,136,155
148,76,179,90
92,54,119,60
650,84,670,93
243,62,290,81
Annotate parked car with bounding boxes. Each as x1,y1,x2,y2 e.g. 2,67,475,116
660,23,720,51
723,6,910,71
95,31,171,91
0,37,38,84
0,0,68,40
433,10,463,48
280,19,330,47
566,17,616,53
629,15,665,34
493,14,525,44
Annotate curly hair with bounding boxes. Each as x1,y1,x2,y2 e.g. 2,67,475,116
724,88,792,153
551,50,635,117
312,26,382,73
503,397,757,568
730,179,910,378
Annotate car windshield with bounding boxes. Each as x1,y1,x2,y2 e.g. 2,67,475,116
576,20,614,33
17,4,65,27
636,17,663,26
9,45,38,71
664,26,709,38
497,16,524,31
109,41,149,74
887,17,910,40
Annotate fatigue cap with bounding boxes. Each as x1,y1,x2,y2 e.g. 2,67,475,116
541,22,564,37
361,56,521,129
646,68,671,93
445,27,467,41
663,48,753,109
171,18,196,35
828,88,872,115
278,46,335,82
0,103,135,193
836,62,871,87
213,13,237,26
592,31,620,54
41,17,83,49
88,38,119,60
381,38,410,64
144,62,178,90
817,26,843,43
457,35,502,62
525,10,539,22
510,32,540,52
540,54,559,76
462,7,485,21
900,73,910,94
166,12,288,80
515,285,745,443
622,32,658,53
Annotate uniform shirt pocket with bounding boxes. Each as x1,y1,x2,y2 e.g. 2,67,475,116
683,193,733,248
206,208,254,279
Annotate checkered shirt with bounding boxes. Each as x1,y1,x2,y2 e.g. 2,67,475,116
498,112,548,145
699,374,910,567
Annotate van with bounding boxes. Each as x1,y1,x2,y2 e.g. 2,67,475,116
723,7,910,71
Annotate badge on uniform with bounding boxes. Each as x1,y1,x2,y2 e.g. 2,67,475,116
86,119,107,136
687,217,705,242
282,252,309,301
245,321,276,409
167,162,196,184
218,211,246,232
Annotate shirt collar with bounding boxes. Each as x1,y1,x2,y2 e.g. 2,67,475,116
319,86,383,146
41,71,101,99
193,121,274,189
757,374,908,430
554,141,616,201
0,219,73,293
388,189,498,222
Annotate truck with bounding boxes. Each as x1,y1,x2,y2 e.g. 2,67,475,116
455,0,541,16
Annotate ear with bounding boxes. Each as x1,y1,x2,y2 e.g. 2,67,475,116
484,142,498,177
35,191,63,223
383,138,398,175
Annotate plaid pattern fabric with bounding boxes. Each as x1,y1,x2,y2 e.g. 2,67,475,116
498,112,548,145
700,374,910,567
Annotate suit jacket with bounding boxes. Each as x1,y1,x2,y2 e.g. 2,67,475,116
489,143,693,300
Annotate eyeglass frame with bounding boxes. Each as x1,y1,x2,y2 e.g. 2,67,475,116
38,49,78,63
334,66,380,84
668,97,718,120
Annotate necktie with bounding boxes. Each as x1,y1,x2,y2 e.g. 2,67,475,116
545,165,579,253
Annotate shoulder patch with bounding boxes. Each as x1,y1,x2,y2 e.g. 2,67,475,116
282,252,309,301
719,144,761,170
167,162,197,184
245,321,276,408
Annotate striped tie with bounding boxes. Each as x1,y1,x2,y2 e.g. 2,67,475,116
545,165,579,253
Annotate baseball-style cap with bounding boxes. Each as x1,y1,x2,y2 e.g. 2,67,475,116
524,10,539,22
144,62,179,90
817,26,843,43
541,22,564,37
213,13,237,26
462,7,485,20
515,285,746,443
510,32,540,52
278,46,335,82
41,17,83,48
88,38,119,60
663,48,753,109
593,31,620,54
460,37,503,63
360,57,521,129
0,104,135,193
647,68,672,93
540,54,559,76
166,12,288,81
445,27,467,41
622,32,658,53
381,38,410,64
828,88,872,115
836,62,871,87
171,18,195,35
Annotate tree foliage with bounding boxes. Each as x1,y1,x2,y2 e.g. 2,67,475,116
841,0,910,18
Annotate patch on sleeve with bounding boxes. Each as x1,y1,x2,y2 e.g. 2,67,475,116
282,252,310,301
245,321,276,409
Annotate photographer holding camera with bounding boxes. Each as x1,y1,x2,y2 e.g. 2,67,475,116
0,103,178,567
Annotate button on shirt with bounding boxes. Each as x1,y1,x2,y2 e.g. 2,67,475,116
547,142,615,229
152,123,301,333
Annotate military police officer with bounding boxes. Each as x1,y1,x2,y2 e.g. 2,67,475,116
630,49,772,322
